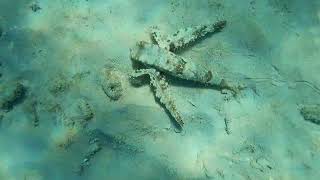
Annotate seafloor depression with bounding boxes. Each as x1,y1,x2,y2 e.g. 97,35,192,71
0,0,320,179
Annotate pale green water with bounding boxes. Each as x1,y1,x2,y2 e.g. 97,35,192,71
0,0,320,179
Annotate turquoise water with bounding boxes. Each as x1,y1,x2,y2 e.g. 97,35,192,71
1,0,320,179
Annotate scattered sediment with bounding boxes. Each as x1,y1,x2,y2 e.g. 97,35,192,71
224,117,231,135
77,138,102,175
88,129,142,154
24,99,40,127
52,99,95,149
0,26,3,38
300,104,320,125
49,74,70,95
49,71,91,96
29,2,42,12
0,82,27,111
76,128,143,175
101,67,124,101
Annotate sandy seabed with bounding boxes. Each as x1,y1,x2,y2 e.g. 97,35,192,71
0,0,320,179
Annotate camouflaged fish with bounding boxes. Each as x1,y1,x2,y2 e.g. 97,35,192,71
130,20,242,128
